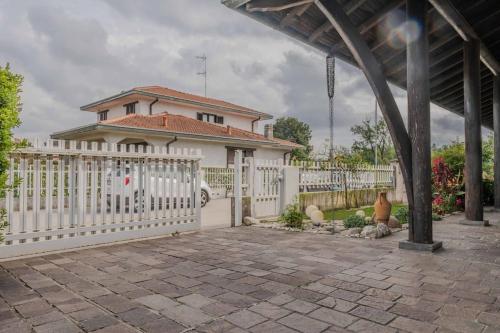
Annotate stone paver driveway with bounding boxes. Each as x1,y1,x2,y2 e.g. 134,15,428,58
0,211,499,333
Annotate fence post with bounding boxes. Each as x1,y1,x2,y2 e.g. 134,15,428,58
246,157,255,218
195,160,202,228
280,165,300,214
232,150,243,227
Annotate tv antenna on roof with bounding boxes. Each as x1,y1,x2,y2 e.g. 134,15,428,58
196,54,207,97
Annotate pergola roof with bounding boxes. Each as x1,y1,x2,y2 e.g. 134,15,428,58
223,0,500,129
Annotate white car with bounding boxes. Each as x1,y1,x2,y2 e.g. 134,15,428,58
106,165,212,209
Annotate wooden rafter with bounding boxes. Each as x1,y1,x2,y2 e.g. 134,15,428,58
280,3,311,28
246,0,313,12
429,0,500,75
308,0,369,42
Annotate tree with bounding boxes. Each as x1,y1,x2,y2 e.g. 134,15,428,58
351,119,394,164
273,117,312,160
0,64,23,241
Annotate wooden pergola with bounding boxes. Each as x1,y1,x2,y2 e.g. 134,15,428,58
223,0,500,251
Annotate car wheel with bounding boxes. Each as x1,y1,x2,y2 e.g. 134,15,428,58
201,190,209,207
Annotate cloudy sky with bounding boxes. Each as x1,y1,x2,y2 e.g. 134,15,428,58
1,0,476,151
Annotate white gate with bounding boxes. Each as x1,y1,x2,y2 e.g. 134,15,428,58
0,139,202,259
233,153,283,224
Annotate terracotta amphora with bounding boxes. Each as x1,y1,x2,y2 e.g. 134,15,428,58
374,192,391,224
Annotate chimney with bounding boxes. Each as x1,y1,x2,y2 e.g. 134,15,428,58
227,125,232,135
264,124,273,139
162,114,168,127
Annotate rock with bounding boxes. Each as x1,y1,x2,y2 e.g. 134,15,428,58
310,210,324,226
361,225,377,238
375,223,391,238
305,205,319,218
387,216,401,228
346,227,362,236
364,216,373,225
243,216,259,226
355,210,366,218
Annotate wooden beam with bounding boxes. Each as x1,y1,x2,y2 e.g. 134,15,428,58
407,0,433,245
463,38,484,221
429,0,500,75
308,0,368,42
330,0,405,52
221,0,251,9
246,0,313,12
315,0,414,216
280,3,311,28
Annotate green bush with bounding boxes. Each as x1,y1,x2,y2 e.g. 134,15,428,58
343,214,365,229
281,203,304,229
394,206,409,224
432,213,442,221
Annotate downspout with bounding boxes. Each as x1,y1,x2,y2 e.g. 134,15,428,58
251,116,261,132
149,98,159,115
166,136,178,154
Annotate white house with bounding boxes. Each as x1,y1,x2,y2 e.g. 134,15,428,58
51,86,301,167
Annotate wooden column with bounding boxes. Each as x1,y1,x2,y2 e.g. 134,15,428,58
493,76,500,209
463,38,483,222
406,0,433,244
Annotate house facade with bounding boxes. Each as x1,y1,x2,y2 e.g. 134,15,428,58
51,86,301,167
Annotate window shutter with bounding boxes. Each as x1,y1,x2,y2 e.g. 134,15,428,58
197,113,203,121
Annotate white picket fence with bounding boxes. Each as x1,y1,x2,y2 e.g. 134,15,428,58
290,161,395,192
0,139,202,259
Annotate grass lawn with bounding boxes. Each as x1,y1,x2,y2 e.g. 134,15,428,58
324,203,408,221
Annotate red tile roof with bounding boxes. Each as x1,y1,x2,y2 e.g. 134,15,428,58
81,85,272,119
135,86,266,116
101,113,302,149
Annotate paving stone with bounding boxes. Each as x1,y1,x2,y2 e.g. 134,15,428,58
277,313,329,333
434,315,485,333
330,289,363,302
268,293,295,306
214,292,258,308
350,305,396,325
28,311,65,326
161,304,213,327
118,307,161,327
79,314,118,332
288,288,326,303
178,293,215,308
477,311,500,327
33,319,82,333
92,323,140,333
135,294,178,310
93,294,139,313
15,299,52,318
54,299,92,313
249,320,297,333
347,319,397,333
309,307,358,328
0,320,32,333
141,317,186,333
249,302,291,319
283,299,319,314
201,301,238,316
358,295,394,310
389,316,438,333
225,309,267,329
389,302,438,322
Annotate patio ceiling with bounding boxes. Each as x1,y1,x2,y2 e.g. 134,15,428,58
223,0,500,129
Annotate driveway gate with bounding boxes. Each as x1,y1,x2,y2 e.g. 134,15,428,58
0,139,202,259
